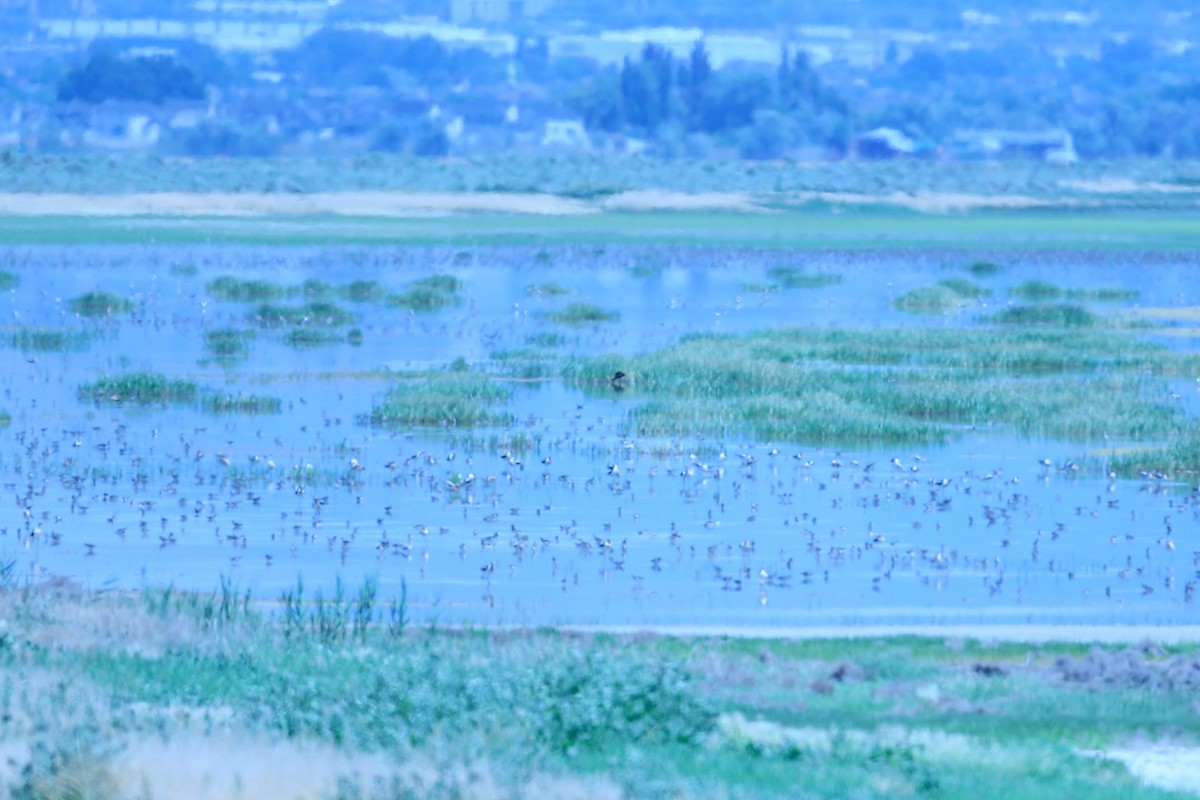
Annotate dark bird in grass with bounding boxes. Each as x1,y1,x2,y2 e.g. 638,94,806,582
610,371,628,392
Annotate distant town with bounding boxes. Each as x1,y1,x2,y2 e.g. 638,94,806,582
0,0,1196,161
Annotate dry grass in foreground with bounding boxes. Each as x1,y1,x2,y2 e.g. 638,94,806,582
1,579,1198,799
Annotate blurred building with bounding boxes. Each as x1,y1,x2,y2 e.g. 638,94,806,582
948,128,1077,163
450,0,554,25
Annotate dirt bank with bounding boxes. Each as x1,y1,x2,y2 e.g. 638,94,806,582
0,188,1079,217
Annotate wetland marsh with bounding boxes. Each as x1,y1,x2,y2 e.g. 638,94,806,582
0,201,1199,798
1,230,1197,630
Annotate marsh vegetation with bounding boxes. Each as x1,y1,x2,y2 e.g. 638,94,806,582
544,301,621,325
559,326,1199,447
368,370,512,428
68,290,135,317
9,328,89,352
386,274,463,312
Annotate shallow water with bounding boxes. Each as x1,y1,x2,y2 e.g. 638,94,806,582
1,244,1198,628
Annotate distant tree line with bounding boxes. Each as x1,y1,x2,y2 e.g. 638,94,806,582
566,42,853,157
57,51,205,104
43,23,1200,160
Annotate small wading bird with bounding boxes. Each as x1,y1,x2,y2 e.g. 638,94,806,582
610,371,628,392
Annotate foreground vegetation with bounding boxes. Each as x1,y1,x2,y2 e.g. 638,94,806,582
0,581,1193,799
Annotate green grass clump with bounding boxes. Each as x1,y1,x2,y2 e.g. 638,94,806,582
893,278,991,313
295,278,335,299
0,410,10,427
250,301,356,328
525,281,571,297
206,276,286,301
412,274,461,294
203,328,254,357
767,265,843,289
0,269,18,290
168,262,198,277
78,372,198,405
10,328,88,352
491,348,558,379
1108,427,1200,478
283,328,343,348
68,290,134,317
78,372,284,414
339,279,386,302
545,301,620,325
1010,280,1138,304
201,393,283,415
386,274,463,312
527,332,568,348
892,285,972,313
368,370,511,428
1010,280,1064,300
629,263,663,278
990,304,1098,327
562,325,1195,445
1069,285,1140,302
964,260,1005,277
937,278,992,298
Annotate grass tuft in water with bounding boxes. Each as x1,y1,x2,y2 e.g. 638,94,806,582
527,332,568,348
386,274,463,312
0,410,10,427
250,300,356,328
1010,281,1139,303
339,279,386,302
69,290,134,317
201,393,283,415
767,265,843,289
78,372,198,405
525,281,571,297
491,348,559,379
368,370,512,428
295,278,334,300
937,278,992,298
282,327,343,348
629,263,663,278
964,260,1005,277
893,285,971,314
1108,427,1200,478
10,328,89,352
990,304,1098,327
545,301,620,325
207,276,286,301
168,262,198,277
0,268,18,290
203,328,254,357
1076,286,1140,302
1011,279,1064,300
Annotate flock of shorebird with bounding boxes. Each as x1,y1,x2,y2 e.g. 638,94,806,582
5,391,1196,625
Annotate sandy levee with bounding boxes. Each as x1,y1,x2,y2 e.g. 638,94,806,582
0,188,1052,217
0,190,598,217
